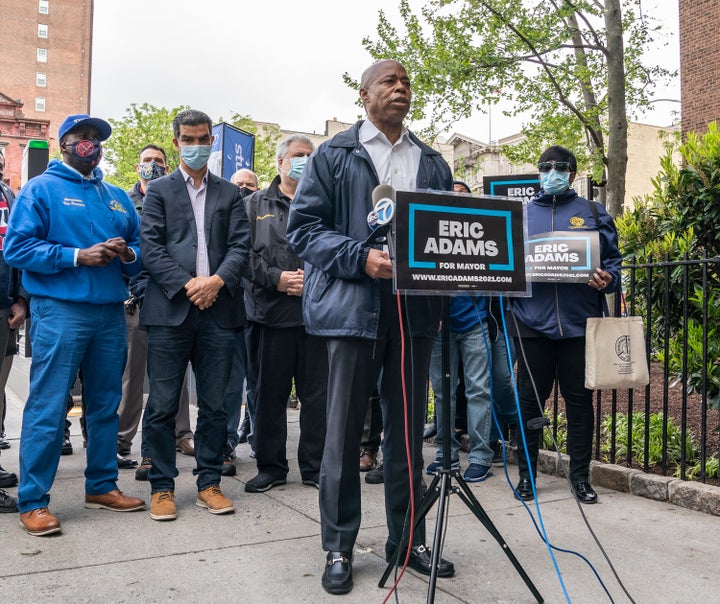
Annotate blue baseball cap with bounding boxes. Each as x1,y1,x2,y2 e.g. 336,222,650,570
58,114,112,142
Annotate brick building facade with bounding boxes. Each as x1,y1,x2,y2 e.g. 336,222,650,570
0,0,93,189
679,0,720,137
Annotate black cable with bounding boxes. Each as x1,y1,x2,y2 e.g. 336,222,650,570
507,301,637,604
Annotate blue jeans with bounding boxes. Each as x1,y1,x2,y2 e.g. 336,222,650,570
18,298,126,513
223,328,247,455
429,322,492,467
144,309,236,492
488,332,518,442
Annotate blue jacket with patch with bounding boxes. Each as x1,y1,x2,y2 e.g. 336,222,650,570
287,121,453,339
510,188,622,339
4,160,141,304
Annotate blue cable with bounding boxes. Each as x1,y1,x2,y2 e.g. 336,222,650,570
478,296,571,604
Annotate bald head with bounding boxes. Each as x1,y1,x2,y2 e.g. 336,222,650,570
360,59,405,91
231,168,259,191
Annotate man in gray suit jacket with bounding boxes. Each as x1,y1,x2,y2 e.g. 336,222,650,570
140,109,249,521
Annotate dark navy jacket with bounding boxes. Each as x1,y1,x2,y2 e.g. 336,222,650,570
511,188,622,339
287,121,453,339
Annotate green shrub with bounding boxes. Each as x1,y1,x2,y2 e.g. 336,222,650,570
542,410,567,453
681,455,719,480
601,411,695,466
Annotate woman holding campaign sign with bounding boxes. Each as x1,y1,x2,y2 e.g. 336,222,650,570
510,145,622,505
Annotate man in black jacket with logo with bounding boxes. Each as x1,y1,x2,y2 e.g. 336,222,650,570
243,134,327,493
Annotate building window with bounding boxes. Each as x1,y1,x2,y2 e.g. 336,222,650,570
37,48,47,63
36,72,47,87
38,24,48,38
39,0,49,15
35,97,46,112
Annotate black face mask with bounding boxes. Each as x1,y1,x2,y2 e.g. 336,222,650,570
238,186,255,199
62,138,102,174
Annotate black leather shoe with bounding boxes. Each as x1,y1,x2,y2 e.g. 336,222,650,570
117,454,138,470
573,481,598,504
0,488,18,513
321,551,353,595
386,543,455,578
515,478,534,501
0,465,18,488
61,438,73,456
221,455,237,477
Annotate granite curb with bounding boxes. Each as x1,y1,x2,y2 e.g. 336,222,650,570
534,449,720,517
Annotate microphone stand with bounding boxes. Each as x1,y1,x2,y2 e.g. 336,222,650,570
379,296,543,604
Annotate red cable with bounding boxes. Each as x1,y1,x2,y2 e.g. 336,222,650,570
382,290,415,603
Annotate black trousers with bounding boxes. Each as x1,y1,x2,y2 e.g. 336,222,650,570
515,336,594,484
246,322,327,481
320,323,432,553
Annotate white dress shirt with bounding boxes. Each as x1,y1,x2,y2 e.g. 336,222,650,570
179,166,210,276
359,119,420,191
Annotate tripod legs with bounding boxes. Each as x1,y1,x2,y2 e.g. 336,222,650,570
379,469,544,604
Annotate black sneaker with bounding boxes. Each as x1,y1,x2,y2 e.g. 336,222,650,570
135,457,152,481
0,465,18,488
0,488,17,513
365,463,384,484
244,472,286,493
425,457,460,475
0,433,10,450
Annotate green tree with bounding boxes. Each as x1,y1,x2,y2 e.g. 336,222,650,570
352,0,673,216
616,123,720,408
103,103,186,190
103,104,282,190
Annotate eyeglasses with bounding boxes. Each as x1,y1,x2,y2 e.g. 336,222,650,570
538,161,572,173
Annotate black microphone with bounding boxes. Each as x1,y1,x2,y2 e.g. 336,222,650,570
365,184,396,245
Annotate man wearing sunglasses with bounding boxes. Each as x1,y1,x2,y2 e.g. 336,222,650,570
509,145,622,505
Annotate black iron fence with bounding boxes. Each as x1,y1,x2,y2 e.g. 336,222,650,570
548,255,720,484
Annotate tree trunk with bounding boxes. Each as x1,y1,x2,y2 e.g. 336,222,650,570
604,0,628,217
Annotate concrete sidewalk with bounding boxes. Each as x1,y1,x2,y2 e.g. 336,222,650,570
1,354,718,603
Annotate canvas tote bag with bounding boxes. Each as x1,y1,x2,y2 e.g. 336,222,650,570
585,315,650,390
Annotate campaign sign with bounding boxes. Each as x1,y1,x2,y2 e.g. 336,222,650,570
525,230,600,283
393,190,528,295
208,122,255,179
483,173,540,202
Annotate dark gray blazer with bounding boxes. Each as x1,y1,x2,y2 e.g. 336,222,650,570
139,168,249,328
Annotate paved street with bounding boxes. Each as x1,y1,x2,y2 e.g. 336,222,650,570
1,353,718,603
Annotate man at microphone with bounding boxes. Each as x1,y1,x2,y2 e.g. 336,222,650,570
287,59,454,595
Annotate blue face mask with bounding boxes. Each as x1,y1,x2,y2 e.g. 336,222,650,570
287,156,308,181
540,169,571,195
180,145,211,170
139,161,166,181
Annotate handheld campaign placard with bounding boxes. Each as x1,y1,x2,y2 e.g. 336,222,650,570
525,230,601,283
392,190,528,295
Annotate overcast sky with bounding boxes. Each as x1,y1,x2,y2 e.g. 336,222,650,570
90,0,680,143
